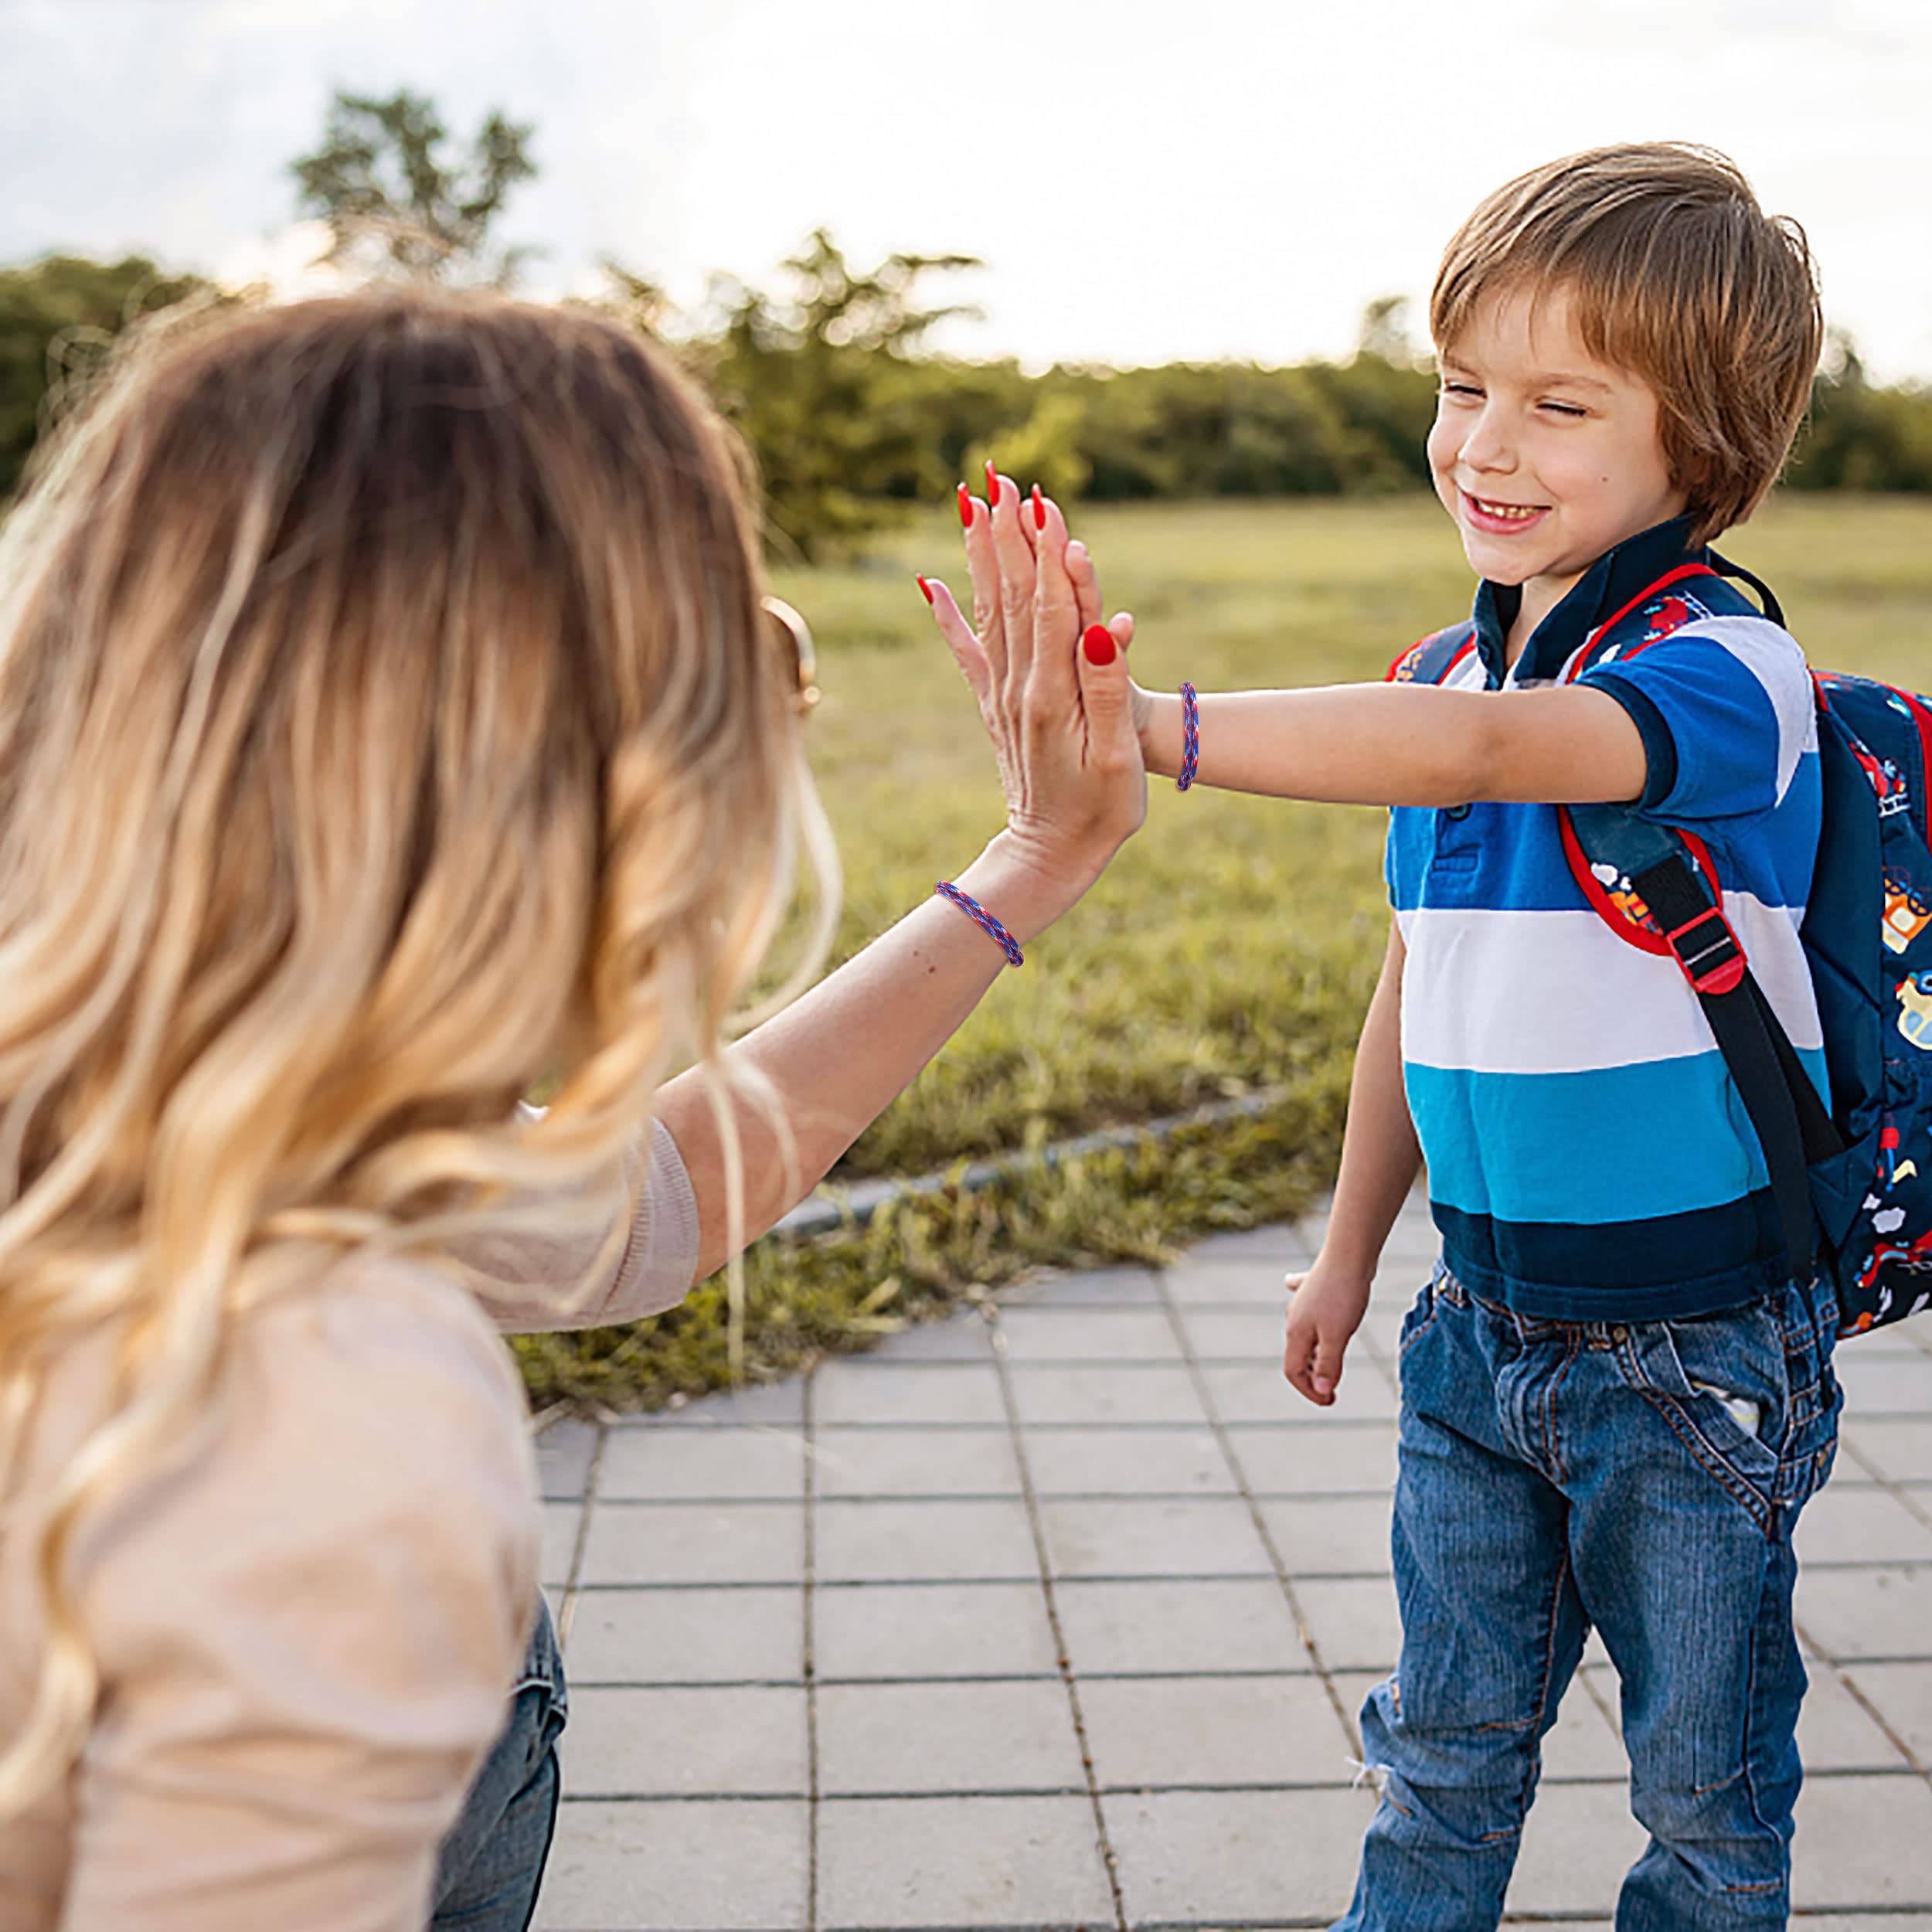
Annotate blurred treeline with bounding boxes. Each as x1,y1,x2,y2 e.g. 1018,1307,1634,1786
5,88,1930,560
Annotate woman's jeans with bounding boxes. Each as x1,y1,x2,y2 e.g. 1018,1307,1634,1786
1335,1267,1842,1932
432,1590,570,1931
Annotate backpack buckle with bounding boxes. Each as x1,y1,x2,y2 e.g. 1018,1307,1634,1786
1665,906,1747,995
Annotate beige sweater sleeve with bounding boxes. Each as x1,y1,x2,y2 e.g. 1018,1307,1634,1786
56,1264,539,1932
457,1116,702,1335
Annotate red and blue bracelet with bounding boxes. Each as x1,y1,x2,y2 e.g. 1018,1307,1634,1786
934,881,1024,967
1177,682,1199,791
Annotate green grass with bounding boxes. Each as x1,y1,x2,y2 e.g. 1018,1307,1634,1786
513,493,1932,1413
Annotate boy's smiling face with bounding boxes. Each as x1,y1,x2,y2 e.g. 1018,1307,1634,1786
1429,284,1688,638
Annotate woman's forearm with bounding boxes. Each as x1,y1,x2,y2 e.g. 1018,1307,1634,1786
653,830,1104,1281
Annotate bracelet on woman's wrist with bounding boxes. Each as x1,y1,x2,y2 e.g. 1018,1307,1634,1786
934,880,1024,968
1177,682,1199,792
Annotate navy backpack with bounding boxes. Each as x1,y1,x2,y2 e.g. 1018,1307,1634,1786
1393,560,1932,1337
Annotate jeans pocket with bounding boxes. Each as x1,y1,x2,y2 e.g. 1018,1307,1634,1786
1635,1304,1789,1485
1397,1273,1440,1360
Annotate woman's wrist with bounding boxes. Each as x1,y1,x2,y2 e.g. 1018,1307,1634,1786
951,829,1108,949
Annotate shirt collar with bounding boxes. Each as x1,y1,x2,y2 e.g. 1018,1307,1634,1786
1469,514,1704,687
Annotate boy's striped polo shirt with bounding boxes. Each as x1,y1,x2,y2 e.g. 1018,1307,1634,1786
1386,518,1824,1321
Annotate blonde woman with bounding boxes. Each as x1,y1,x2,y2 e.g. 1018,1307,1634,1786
0,291,1143,1930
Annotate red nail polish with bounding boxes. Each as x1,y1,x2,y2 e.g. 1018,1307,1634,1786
957,482,973,529
1082,624,1116,667
1032,483,1046,531
916,574,934,605
985,460,1000,506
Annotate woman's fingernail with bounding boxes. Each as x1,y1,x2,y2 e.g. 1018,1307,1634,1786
1082,624,1116,666
957,482,973,529
1032,483,1046,530
1315,1377,1335,1396
916,574,934,605
985,460,1000,506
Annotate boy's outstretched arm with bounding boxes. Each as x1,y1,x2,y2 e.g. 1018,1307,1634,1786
1284,920,1420,1407
1135,680,1650,808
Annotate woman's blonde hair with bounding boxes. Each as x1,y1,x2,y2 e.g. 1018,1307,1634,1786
1431,142,1823,547
0,287,835,1813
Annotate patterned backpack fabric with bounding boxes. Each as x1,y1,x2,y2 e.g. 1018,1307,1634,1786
1394,559,1932,1338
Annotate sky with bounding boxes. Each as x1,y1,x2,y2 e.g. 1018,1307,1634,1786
3,0,1930,379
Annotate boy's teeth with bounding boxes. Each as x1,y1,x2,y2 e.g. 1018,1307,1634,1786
1477,498,1539,520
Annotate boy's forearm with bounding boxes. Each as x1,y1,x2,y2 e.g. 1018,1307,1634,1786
1320,924,1422,1279
1139,681,1645,808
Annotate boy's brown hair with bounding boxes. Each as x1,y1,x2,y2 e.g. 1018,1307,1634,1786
1430,143,1821,547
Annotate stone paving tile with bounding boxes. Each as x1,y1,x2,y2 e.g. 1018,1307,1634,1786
1179,1223,1318,1270
815,1794,1114,1928
995,1305,1183,1361
1835,1661,1932,1764
1224,1421,1397,1495
535,1798,807,1931
862,1312,995,1359
560,1685,808,1797
811,1359,1006,1426
1079,1672,1355,1788
1101,1787,1372,1926
561,1584,801,1685
813,1496,1039,1582
1793,1771,1932,1910
1834,1355,1932,1412
817,1679,1087,1795
1021,1425,1236,1497
1039,1495,1275,1580
1259,1496,1398,1577
535,1419,599,1500
813,1579,1060,1682
577,1501,803,1587
543,1502,583,1589
1007,1362,1209,1425
1053,1577,1310,1677
1841,1417,1932,1484
1205,1360,1396,1424
809,1424,1022,1498
614,1381,804,1429
1798,1563,1932,1660
1294,1575,1402,1673
1006,1263,1165,1307
1797,1486,1932,1565
1174,1303,1292,1362
1502,1781,1648,1915
597,1426,808,1501
1798,1664,1916,1771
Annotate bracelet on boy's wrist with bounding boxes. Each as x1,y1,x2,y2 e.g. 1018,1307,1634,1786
1177,682,1199,792
934,880,1025,968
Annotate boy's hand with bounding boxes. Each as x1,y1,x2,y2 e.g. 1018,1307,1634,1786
1282,1254,1373,1406
1060,529,1141,732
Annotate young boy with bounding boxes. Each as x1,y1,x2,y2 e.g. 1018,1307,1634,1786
1128,144,1831,1927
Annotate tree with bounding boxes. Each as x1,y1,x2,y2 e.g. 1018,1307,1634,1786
687,230,983,559
289,88,537,285
0,254,208,498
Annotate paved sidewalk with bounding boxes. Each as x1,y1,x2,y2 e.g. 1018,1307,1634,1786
530,1191,1932,1931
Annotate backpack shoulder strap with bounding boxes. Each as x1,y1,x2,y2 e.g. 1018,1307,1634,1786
1386,621,1479,688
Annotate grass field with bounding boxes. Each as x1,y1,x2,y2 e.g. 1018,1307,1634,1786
513,492,1932,1410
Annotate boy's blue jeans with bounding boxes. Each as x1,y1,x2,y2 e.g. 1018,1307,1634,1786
431,1590,569,1931
1335,1265,1842,1932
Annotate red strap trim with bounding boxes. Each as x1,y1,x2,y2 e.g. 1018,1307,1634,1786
1556,807,1723,957
1662,906,1747,995
1560,563,1723,683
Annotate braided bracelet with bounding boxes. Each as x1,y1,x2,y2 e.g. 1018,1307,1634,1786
934,881,1024,968
1177,682,1200,792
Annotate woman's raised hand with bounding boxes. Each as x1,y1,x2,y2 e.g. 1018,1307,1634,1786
920,471,1145,895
